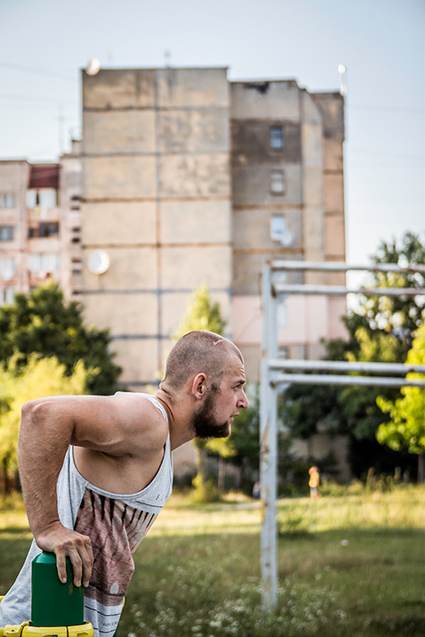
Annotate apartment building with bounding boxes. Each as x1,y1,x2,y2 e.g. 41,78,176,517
80,67,346,388
0,151,81,304
230,80,346,377
0,67,346,391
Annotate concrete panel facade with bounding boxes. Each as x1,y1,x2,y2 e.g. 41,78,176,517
160,200,231,244
111,339,159,385
79,69,345,389
81,67,232,386
83,110,156,155
156,68,229,108
83,155,157,200
82,201,157,246
231,80,345,370
157,109,229,154
232,163,302,207
161,246,231,289
159,154,230,197
83,247,158,291
83,292,158,335
230,81,300,120
82,69,156,109
233,207,302,252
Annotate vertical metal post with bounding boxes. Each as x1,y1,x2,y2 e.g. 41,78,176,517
260,262,278,610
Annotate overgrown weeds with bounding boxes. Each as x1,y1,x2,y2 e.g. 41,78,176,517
0,485,423,636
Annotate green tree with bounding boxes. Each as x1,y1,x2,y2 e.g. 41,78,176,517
343,231,425,356
376,325,425,482
173,284,227,339
173,285,229,500
0,355,88,493
0,282,121,395
226,385,260,493
279,231,425,479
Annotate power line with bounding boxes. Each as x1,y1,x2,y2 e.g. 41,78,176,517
0,61,76,81
0,93,77,105
349,148,425,160
350,104,425,114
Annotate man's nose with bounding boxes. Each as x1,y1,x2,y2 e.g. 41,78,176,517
239,391,249,409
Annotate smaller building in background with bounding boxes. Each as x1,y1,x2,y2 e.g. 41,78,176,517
0,148,81,304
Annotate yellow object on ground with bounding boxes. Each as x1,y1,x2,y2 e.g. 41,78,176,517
0,621,93,636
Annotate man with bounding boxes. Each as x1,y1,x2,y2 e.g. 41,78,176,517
0,331,248,637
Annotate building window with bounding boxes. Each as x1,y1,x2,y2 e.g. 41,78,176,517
270,215,286,241
270,215,293,246
0,226,14,241
0,257,16,281
269,125,284,150
27,189,57,209
29,253,60,273
0,193,16,209
270,170,285,195
28,222,59,238
40,222,59,237
0,287,15,306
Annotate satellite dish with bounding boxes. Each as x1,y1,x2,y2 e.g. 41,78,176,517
88,249,110,275
86,58,101,76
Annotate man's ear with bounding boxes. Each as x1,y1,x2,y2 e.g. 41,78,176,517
191,373,208,400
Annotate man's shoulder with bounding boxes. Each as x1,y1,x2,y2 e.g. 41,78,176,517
112,392,169,443
115,391,166,416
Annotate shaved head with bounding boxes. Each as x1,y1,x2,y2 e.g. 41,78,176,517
162,331,243,394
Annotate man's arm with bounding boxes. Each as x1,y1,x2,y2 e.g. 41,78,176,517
17,393,164,587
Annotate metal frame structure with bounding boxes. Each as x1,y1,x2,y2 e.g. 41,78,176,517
260,260,425,610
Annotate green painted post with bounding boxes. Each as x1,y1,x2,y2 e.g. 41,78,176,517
31,552,84,627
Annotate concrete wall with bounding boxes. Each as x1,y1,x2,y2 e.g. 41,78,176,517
80,70,346,389
81,68,232,388
312,92,346,286
230,80,346,379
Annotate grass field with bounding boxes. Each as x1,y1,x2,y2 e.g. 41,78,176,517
0,486,423,636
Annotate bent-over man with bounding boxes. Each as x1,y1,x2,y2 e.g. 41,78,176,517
0,331,248,637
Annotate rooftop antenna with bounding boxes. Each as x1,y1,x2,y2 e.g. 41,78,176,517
338,64,347,96
86,58,101,76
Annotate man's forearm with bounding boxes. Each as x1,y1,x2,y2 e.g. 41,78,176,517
17,397,93,587
18,398,72,539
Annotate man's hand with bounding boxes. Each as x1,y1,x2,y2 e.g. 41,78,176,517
35,522,93,588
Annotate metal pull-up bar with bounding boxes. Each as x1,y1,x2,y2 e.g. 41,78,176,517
260,260,425,611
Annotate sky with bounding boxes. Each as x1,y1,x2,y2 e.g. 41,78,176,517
0,0,424,287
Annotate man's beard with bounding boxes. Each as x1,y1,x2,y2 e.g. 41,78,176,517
192,388,230,439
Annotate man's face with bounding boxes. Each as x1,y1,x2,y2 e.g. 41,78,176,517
192,354,248,439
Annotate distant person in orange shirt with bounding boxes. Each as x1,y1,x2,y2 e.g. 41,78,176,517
308,466,320,499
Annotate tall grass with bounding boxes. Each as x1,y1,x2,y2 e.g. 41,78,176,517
120,485,425,637
0,485,423,636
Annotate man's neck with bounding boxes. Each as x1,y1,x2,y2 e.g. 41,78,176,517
155,388,196,451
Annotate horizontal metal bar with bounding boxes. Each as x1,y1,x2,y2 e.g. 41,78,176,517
268,359,425,375
270,373,425,388
270,260,425,274
273,284,425,297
